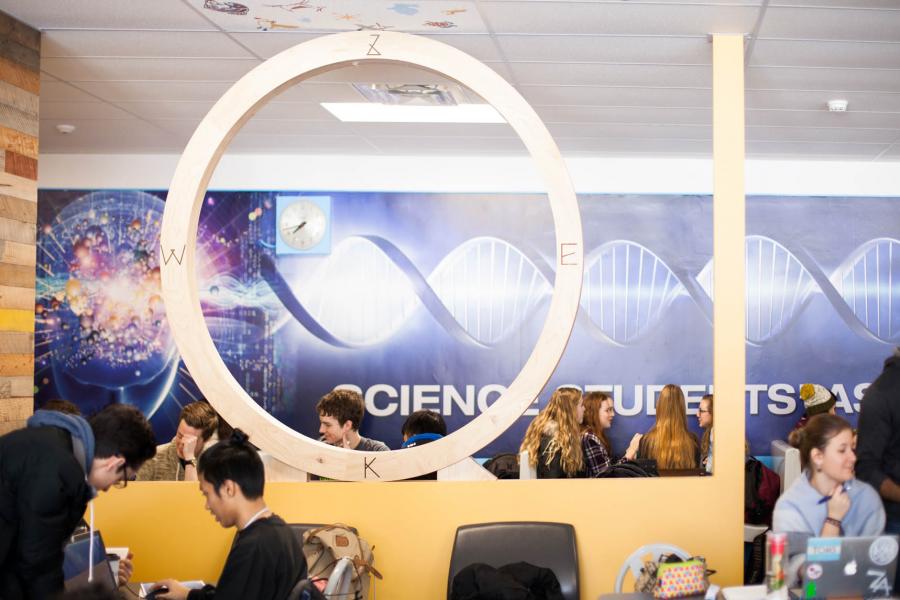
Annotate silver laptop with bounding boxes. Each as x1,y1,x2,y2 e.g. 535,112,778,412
62,530,118,592
797,535,899,599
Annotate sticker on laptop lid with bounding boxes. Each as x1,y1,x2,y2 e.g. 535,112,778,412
806,563,823,580
808,538,842,561
869,536,899,567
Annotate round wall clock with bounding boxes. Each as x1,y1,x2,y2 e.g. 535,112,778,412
160,30,584,481
276,196,331,254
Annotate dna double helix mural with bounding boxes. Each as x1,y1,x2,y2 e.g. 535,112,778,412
259,234,900,348
33,190,900,454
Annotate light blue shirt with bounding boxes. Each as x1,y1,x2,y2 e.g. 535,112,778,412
773,471,885,556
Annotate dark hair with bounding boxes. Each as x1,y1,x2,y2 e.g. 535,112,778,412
700,394,714,461
788,413,852,470
317,389,364,431
197,429,264,500
401,410,447,438
90,404,156,471
180,401,219,441
41,398,81,416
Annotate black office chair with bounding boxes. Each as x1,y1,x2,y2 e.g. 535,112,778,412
446,521,579,600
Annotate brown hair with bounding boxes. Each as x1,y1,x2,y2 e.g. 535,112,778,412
641,384,699,470
788,413,852,471
519,387,584,477
41,398,81,416
180,401,219,441
700,394,713,462
581,391,612,456
317,389,365,431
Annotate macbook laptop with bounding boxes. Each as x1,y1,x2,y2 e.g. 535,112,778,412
795,535,899,599
62,530,118,592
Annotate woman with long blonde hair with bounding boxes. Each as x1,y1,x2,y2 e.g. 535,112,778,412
581,392,642,477
637,384,700,470
520,387,585,478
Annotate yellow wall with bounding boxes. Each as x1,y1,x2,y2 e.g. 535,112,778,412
95,476,743,597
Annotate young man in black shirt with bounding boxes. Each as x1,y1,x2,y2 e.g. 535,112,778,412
151,430,306,600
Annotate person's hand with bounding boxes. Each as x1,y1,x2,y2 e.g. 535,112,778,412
152,578,190,600
117,551,134,586
827,482,851,521
624,433,643,460
181,435,199,461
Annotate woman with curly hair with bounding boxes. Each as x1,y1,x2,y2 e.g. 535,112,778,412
637,384,700,470
520,387,585,478
581,391,642,477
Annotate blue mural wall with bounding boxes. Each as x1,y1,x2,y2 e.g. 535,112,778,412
34,190,900,457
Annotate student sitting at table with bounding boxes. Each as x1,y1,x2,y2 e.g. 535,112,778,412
581,391,642,477
637,384,700,471
151,430,307,600
520,387,585,478
774,414,884,552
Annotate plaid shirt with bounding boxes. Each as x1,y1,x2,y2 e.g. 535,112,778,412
582,431,612,477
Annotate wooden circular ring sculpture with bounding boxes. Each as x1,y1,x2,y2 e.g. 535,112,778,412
160,31,583,481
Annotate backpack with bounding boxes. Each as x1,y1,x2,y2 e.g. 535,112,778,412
744,456,780,526
302,524,382,600
595,460,658,478
483,453,521,479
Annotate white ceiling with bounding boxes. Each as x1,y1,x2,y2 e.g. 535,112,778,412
3,0,900,159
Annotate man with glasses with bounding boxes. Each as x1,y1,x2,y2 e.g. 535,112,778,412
0,403,156,600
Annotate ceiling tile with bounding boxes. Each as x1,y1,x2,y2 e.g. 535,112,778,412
497,35,710,64
367,135,527,154
75,80,235,102
746,89,900,113
746,140,890,159
111,100,217,120
39,81,101,102
346,122,515,138
253,101,336,119
40,101,136,120
548,122,711,140
508,62,711,87
189,0,490,33
41,30,255,59
225,134,377,154
519,85,711,108
554,137,712,155
478,2,762,35
536,105,711,125
2,0,216,30
40,57,262,82
746,125,900,143
746,66,900,93
39,118,186,153
750,39,900,69
757,6,900,42
746,109,900,129
274,82,365,103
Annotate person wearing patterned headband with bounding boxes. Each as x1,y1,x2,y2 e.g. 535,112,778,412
792,383,837,434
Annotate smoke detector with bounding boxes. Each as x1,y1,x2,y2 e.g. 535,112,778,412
56,124,76,134
827,99,849,112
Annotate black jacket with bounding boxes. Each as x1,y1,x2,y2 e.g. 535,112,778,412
0,426,93,599
856,349,900,522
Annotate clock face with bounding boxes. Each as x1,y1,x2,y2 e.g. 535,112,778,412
279,200,327,250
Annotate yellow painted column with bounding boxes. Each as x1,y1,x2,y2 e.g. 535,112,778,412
712,31,747,559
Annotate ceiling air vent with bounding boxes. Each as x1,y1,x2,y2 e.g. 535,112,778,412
351,83,477,106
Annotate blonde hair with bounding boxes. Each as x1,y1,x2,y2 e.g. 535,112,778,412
700,394,713,461
581,391,612,456
641,384,698,470
520,387,584,476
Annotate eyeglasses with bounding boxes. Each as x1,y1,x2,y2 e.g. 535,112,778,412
114,464,137,489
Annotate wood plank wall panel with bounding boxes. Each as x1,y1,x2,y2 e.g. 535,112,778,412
0,11,36,433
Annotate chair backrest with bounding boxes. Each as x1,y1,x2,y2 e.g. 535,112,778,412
614,543,690,593
519,450,537,479
446,522,578,600
770,440,801,494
